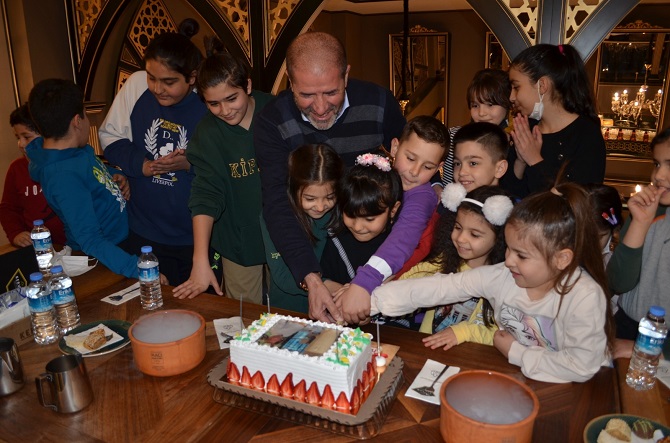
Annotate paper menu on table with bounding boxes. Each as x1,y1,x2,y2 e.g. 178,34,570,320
405,359,460,405
213,316,244,349
656,358,670,389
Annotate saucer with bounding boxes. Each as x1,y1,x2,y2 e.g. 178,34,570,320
59,320,131,357
583,413,670,442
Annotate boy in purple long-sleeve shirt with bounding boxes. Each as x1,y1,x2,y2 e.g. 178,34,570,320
337,116,450,324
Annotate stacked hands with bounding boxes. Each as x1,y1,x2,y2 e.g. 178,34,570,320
305,276,370,326
307,280,519,359
141,148,190,176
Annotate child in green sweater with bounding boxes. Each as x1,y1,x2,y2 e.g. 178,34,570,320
173,37,273,303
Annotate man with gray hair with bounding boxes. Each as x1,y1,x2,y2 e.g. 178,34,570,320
255,31,405,323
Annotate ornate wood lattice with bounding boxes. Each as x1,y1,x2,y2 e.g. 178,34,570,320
564,0,603,42
501,0,538,44
209,0,250,56
73,0,107,57
265,0,300,57
469,0,633,61
128,0,177,58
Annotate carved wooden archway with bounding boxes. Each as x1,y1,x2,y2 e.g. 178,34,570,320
70,0,645,101
466,0,640,61
68,0,323,99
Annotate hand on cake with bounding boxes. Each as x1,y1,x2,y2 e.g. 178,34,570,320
306,273,343,324
337,283,371,325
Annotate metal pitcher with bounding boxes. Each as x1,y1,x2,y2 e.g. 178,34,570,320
0,337,25,396
36,354,94,413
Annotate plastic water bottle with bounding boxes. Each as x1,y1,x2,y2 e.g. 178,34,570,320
626,306,668,390
49,265,81,333
25,272,58,345
31,219,54,274
138,246,162,310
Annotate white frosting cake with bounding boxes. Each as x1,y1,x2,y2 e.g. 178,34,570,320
228,314,375,413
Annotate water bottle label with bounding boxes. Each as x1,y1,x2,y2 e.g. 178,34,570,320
53,287,75,304
139,265,160,282
634,333,664,356
32,237,53,251
27,294,54,312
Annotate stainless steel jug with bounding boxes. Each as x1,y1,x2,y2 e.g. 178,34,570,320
0,337,25,396
36,354,94,413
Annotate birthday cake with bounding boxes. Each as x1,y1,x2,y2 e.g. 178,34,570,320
228,313,376,414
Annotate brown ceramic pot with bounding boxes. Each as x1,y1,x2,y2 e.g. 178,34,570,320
129,310,206,377
439,370,539,443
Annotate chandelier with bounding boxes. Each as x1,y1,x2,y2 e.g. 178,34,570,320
611,64,663,128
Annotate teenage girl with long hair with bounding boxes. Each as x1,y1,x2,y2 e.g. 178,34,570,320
503,44,606,198
172,37,274,302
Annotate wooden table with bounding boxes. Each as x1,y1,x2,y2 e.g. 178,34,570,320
615,358,670,425
1,265,620,442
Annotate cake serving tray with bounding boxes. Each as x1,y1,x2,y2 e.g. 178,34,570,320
208,356,404,439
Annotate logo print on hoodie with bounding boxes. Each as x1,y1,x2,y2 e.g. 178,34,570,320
92,157,125,212
145,118,188,186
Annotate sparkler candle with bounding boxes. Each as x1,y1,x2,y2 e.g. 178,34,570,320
375,321,387,367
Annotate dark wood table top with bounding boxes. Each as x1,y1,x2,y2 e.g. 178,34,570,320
1,265,622,442
615,358,670,425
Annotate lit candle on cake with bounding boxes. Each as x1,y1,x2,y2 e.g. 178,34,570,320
375,321,386,368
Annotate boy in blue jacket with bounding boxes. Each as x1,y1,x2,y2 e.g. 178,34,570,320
26,78,151,279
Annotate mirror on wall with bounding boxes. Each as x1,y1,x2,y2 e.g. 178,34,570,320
389,26,448,122
485,32,510,70
595,21,669,145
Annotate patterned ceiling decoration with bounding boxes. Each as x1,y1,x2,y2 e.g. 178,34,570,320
73,0,107,57
116,70,133,92
209,0,250,56
265,0,301,57
502,0,539,44
120,45,141,68
128,0,177,59
564,0,602,41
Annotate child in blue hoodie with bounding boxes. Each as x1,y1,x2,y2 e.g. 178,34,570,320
26,78,154,280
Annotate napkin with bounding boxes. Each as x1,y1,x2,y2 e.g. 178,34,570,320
64,323,123,355
101,282,141,305
405,358,460,405
656,358,670,389
213,316,244,349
